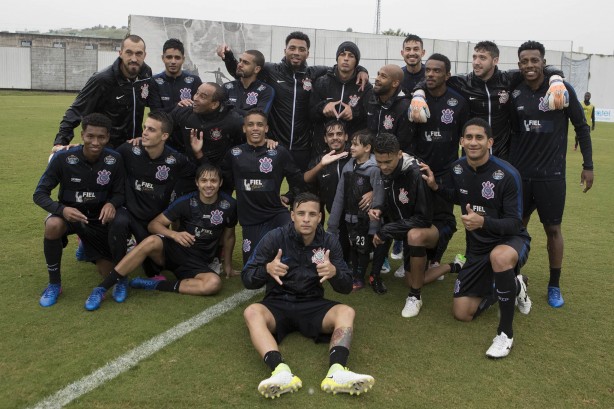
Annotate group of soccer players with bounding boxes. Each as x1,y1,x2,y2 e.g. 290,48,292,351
34,31,593,398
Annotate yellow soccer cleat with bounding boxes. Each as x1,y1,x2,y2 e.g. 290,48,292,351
321,363,374,395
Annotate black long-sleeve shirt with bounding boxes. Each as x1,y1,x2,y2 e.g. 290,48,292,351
115,142,195,222
54,58,152,148
509,79,593,180
242,223,352,299
438,156,529,255
34,147,125,219
221,143,306,226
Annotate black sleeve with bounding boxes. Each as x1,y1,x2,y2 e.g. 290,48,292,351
148,77,164,112
325,237,353,294
33,155,65,215
107,156,126,209
481,175,524,236
309,77,329,121
223,50,239,80
565,84,593,170
241,230,279,289
54,74,107,145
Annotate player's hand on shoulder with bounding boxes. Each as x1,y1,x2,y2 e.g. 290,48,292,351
409,89,429,123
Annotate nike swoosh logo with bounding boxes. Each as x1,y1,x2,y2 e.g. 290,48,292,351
322,174,330,178
276,80,286,83
469,97,478,100
184,126,192,130
116,95,125,100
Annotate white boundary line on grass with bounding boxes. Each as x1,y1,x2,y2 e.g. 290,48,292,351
28,288,263,409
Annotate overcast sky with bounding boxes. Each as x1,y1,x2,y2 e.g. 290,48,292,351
3,0,613,55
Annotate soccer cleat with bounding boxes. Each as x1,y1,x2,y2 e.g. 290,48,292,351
401,295,422,318
75,238,87,261
257,363,302,399
129,277,160,290
209,257,222,275
548,286,565,308
430,261,445,281
112,278,128,303
84,287,107,311
126,237,137,253
380,257,391,274
352,278,365,292
39,283,62,307
369,275,387,294
394,263,406,278
516,275,532,314
391,240,403,260
486,332,514,358
321,363,374,395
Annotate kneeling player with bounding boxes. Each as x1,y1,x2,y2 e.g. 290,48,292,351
422,118,532,358
83,164,237,310
242,193,374,398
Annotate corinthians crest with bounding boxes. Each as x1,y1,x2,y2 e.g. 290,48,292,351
312,248,326,264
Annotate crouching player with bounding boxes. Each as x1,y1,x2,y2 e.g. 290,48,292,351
242,192,374,398
421,118,532,358
83,164,237,310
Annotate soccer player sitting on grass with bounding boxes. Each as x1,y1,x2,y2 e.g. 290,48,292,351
242,192,374,398
83,164,238,310
421,118,532,358
35,113,125,307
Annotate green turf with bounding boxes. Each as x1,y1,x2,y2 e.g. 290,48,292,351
0,91,612,408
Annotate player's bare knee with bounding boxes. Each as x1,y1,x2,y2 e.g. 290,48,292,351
44,217,66,239
243,304,263,323
407,228,422,245
453,308,473,322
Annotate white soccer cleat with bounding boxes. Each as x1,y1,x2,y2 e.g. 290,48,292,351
257,363,302,399
486,332,514,358
321,363,374,395
516,274,532,315
394,264,406,278
401,295,422,318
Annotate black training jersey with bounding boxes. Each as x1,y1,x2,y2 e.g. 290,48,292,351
54,58,152,148
34,146,125,219
149,71,203,113
116,142,195,221
411,87,469,176
307,150,351,213
163,191,237,259
242,223,353,299
509,80,592,181
309,67,372,153
170,104,244,163
364,88,414,153
221,143,305,226
441,156,528,255
376,153,433,240
223,79,275,117
401,64,425,96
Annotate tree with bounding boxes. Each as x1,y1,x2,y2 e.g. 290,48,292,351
382,28,408,37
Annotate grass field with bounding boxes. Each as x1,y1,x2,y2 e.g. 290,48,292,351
0,90,612,408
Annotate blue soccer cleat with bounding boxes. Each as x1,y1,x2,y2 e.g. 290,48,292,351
548,286,565,308
129,277,160,290
112,278,128,303
75,238,87,261
85,287,107,311
39,283,62,307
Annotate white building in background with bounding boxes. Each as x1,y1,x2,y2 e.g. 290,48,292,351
1,14,613,119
